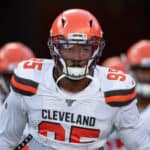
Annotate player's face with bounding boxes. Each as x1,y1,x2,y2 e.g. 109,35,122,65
56,44,96,67
134,67,150,110
134,68,150,83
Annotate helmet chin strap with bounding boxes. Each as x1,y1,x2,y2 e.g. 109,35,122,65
56,74,66,84
56,73,95,85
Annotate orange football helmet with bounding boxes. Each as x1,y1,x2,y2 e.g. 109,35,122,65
48,8,105,80
0,42,35,72
126,40,150,108
0,42,35,96
102,56,128,73
126,40,150,67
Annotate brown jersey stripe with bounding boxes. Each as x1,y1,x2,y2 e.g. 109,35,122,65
11,74,38,95
12,73,38,88
107,96,136,107
104,87,135,97
105,90,137,103
11,85,36,96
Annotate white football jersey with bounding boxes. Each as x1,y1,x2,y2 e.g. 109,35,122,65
0,58,150,150
104,131,126,150
105,104,150,150
141,105,150,133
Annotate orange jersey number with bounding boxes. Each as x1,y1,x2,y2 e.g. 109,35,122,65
107,68,126,81
23,58,43,70
39,121,100,143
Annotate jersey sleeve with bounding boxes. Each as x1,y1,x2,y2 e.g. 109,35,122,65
114,100,150,149
0,90,27,149
103,71,137,107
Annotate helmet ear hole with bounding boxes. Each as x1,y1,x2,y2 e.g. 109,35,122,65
96,38,105,58
100,39,105,51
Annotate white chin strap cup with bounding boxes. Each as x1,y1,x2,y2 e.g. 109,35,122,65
59,57,89,80
63,66,88,80
56,67,88,84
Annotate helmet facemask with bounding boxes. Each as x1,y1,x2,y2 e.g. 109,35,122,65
48,34,105,81
0,72,11,97
130,64,150,99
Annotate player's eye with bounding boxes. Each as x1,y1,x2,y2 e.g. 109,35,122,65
56,44,74,50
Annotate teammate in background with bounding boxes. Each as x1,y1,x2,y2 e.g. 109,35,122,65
0,8,150,150
0,42,35,107
101,56,128,150
126,39,150,131
102,56,128,73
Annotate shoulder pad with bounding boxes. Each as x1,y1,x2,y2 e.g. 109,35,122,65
102,69,137,107
11,58,49,96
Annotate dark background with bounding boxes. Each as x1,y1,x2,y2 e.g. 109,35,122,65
0,0,149,62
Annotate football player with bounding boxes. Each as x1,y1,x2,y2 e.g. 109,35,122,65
0,42,35,107
0,9,150,150
102,56,128,150
126,39,150,131
102,56,128,73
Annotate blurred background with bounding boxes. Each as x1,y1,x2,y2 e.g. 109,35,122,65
0,0,149,62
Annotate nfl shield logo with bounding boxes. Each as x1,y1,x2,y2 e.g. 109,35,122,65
65,99,76,106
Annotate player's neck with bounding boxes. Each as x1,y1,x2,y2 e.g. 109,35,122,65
53,67,92,93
